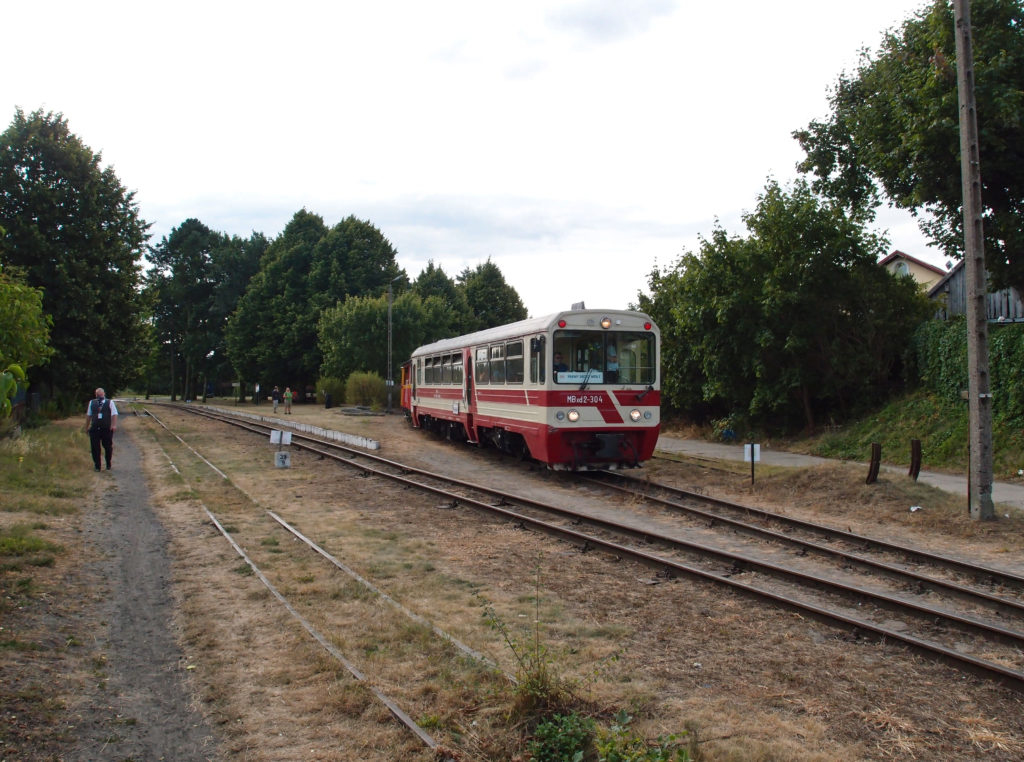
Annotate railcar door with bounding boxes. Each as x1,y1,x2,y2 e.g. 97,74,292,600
464,347,478,443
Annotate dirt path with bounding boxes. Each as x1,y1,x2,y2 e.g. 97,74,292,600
68,421,218,761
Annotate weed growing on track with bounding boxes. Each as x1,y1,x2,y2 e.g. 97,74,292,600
481,569,572,720
480,567,698,761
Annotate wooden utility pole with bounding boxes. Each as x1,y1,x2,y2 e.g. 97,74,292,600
953,0,995,520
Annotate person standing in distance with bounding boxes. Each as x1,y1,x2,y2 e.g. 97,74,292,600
272,385,281,413
85,388,118,471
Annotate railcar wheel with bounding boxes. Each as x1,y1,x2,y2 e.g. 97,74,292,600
510,434,530,461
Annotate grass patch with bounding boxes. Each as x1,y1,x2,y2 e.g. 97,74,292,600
0,524,63,571
0,638,42,652
794,390,1024,478
0,424,92,485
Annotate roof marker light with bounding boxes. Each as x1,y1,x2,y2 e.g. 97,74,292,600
601,317,612,329
558,319,567,328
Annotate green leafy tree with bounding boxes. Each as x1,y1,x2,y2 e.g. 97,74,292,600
794,0,1024,292
413,260,473,328
0,265,53,372
145,223,267,400
457,258,528,330
641,179,933,432
146,219,223,400
0,362,25,418
319,291,461,383
0,108,148,408
309,215,405,309
205,231,268,395
226,209,329,395
228,212,408,399
0,264,52,417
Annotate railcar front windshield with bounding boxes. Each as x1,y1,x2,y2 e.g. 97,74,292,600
552,330,656,385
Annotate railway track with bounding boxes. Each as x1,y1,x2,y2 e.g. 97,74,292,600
145,402,1024,693
142,405,471,759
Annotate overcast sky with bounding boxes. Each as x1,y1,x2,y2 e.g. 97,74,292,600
4,0,946,317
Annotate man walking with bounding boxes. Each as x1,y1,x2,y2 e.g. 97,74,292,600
85,388,118,471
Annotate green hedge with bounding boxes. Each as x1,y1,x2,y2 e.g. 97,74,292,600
912,317,1024,423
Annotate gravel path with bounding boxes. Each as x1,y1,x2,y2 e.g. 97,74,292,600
69,422,218,761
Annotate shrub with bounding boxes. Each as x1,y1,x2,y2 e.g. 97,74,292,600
345,371,386,409
529,712,595,761
316,375,347,406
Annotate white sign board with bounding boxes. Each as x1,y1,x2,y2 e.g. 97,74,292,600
556,370,605,384
274,451,291,468
269,430,292,445
744,443,761,463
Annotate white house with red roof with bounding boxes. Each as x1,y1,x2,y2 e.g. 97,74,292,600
879,250,947,290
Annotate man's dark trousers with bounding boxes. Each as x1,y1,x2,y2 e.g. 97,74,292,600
90,426,113,469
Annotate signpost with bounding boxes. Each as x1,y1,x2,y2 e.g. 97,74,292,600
744,443,760,485
270,429,292,468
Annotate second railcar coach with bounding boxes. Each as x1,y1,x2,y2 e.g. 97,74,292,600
402,309,660,470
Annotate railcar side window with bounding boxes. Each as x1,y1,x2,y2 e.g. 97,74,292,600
441,355,452,384
489,344,505,383
416,359,422,386
475,347,489,384
506,340,524,384
452,353,463,384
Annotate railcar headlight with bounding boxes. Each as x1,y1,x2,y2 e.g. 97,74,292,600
567,409,580,422
555,411,565,421
629,409,642,422
600,317,612,329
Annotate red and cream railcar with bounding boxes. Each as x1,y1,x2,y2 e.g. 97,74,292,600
402,309,660,470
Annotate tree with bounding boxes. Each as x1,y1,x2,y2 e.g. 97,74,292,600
309,215,405,308
457,258,528,330
205,232,268,393
227,212,409,399
0,265,53,372
226,209,329,396
319,291,461,383
640,179,933,432
412,260,473,329
0,264,52,417
146,219,222,400
0,108,148,408
794,0,1024,292
145,221,266,400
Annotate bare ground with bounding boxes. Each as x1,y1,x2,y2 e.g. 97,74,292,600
4,403,1024,761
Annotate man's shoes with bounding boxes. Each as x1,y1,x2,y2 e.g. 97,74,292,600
94,466,101,471
106,464,111,470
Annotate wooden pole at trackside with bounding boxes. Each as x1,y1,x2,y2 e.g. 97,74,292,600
953,0,995,520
